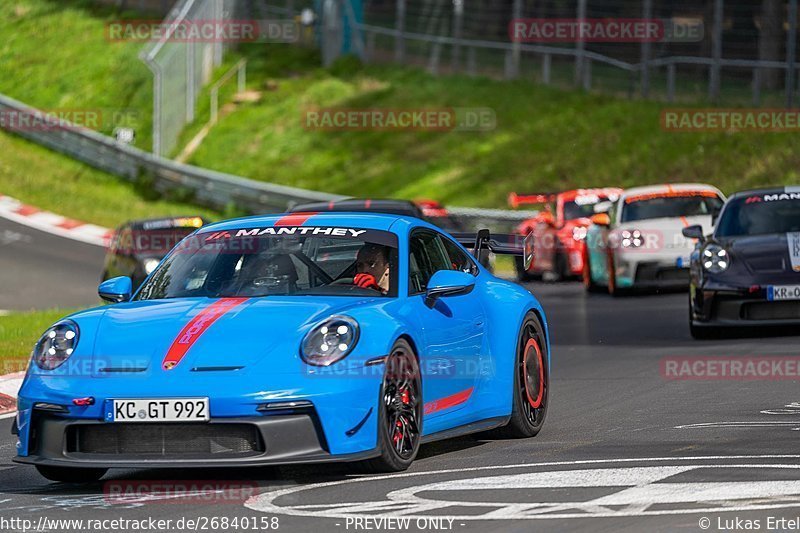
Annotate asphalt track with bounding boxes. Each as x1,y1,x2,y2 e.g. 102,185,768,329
0,217,106,311
2,221,800,532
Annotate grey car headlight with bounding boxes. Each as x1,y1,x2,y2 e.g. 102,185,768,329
702,244,730,273
33,320,79,370
301,316,359,366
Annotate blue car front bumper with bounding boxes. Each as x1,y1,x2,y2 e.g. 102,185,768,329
14,370,382,468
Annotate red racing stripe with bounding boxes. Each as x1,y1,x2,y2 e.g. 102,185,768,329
162,298,248,370
424,387,474,415
274,212,318,227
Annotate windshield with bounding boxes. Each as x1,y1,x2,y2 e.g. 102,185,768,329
716,195,800,237
135,227,398,300
621,193,723,223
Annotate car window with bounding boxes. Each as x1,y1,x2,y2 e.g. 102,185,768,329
409,230,452,294
621,193,723,223
441,236,478,276
135,228,399,299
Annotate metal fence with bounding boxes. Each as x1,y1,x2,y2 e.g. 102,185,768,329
302,0,800,107
139,0,243,157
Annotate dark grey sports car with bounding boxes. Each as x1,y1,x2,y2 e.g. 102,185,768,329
686,187,800,338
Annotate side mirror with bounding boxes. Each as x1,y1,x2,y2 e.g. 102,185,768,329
99,276,132,303
425,270,475,308
590,213,611,227
682,224,705,241
594,201,613,214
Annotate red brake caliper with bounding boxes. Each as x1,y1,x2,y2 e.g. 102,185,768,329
393,388,411,446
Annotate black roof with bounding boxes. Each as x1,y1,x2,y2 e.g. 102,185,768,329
729,186,796,199
290,199,425,218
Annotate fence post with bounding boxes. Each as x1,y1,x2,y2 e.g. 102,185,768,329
574,0,587,86
395,0,405,63
542,53,551,84
451,0,464,72
366,31,375,62
467,47,476,76
186,41,196,123
640,0,652,97
667,63,676,102
238,61,246,94
509,0,522,79
709,0,723,103
286,0,295,16
582,58,592,90
752,67,761,106
786,0,798,108
428,41,442,75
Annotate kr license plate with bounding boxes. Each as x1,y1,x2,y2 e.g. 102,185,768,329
767,285,800,301
106,398,209,422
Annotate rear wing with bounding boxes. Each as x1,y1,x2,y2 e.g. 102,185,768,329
508,192,557,209
452,229,534,270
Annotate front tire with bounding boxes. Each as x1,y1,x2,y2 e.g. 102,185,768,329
35,465,107,483
358,339,422,473
495,312,548,438
689,295,722,339
582,247,603,293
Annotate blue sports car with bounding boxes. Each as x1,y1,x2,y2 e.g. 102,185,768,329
13,212,550,482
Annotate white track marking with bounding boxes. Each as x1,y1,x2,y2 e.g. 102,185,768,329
246,456,800,521
0,196,109,247
675,421,800,429
0,372,24,398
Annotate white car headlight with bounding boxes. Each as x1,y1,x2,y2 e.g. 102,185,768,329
702,244,730,273
33,320,79,370
621,229,643,248
300,316,359,366
143,258,160,275
572,226,588,241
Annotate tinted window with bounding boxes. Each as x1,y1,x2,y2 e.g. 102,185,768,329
409,231,451,294
716,196,800,237
135,228,398,299
563,201,599,220
441,237,478,275
621,194,723,223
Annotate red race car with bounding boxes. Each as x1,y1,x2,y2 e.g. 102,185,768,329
509,188,622,281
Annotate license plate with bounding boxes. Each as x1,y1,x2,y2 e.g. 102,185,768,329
768,285,800,301
106,398,209,422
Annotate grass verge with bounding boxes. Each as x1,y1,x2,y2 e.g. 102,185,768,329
0,308,79,373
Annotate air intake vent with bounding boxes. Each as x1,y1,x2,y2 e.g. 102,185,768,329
67,424,263,456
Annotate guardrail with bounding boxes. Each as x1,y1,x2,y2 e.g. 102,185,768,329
0,93,537,230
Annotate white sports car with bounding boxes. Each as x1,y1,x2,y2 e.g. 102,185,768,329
583,183,726,295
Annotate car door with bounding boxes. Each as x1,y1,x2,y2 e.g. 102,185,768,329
408,229,485,421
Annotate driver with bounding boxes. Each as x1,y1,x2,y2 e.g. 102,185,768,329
354,244,390,294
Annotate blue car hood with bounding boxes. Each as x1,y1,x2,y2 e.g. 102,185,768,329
89,296,382,375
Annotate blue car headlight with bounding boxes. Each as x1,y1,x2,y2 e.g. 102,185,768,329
33,320,79,370
301,316,359,366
